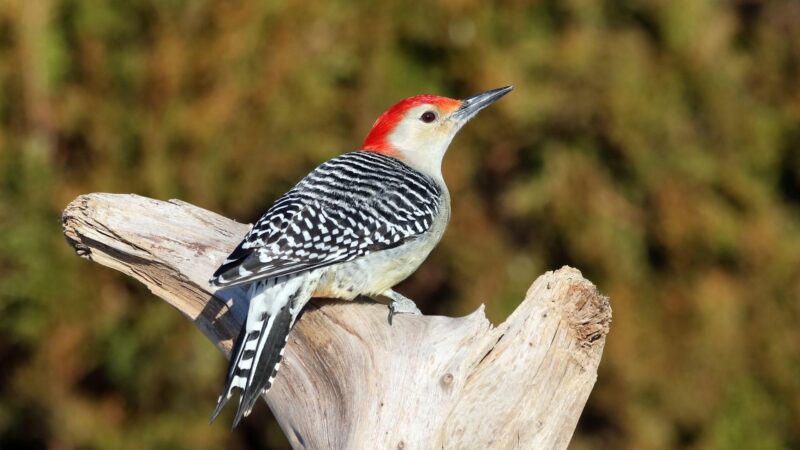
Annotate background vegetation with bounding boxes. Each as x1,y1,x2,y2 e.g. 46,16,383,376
1,0,799,448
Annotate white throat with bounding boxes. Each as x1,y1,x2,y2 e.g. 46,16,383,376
386,123,461,182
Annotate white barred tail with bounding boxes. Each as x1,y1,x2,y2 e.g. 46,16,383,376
210,274,316,427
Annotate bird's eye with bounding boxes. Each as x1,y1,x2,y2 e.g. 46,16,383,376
420,111,437,123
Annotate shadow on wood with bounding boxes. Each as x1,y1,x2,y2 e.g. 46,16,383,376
62,193,611,449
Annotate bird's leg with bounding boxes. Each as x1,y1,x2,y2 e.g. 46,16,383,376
368,290,422,325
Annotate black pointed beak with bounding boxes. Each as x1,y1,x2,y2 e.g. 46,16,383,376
452,86,513,121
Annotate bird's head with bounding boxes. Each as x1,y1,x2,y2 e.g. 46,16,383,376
362,86,512,179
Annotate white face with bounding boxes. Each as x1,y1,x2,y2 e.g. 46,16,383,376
386,103,465,180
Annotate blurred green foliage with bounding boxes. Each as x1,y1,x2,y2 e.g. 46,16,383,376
1,0,799,448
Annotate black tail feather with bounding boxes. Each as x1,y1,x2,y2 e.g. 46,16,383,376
232,304,293,427
210,303,294,428
209,316,249,424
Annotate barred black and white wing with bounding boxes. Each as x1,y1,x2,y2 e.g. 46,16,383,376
210,151,444,288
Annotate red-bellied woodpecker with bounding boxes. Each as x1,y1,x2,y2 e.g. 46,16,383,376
209,86,512,427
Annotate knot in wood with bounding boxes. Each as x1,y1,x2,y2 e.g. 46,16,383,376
441,373,454,386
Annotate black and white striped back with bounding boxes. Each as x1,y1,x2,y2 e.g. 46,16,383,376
211,151,444,288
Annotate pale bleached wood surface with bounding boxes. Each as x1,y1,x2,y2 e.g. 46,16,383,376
62,193,611,450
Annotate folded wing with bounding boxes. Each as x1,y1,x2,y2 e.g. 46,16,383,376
210,151,443,288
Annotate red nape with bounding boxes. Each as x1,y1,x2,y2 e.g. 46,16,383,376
362,95,460,155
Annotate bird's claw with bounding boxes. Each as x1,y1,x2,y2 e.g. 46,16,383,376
386,298,422,325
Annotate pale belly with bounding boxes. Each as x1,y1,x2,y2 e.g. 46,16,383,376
312,195,450,300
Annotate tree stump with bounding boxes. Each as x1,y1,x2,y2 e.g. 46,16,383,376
62,193,611,449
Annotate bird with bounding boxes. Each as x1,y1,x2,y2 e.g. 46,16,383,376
209,85,512,427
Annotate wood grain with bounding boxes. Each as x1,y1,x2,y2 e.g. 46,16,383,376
62,193,611,449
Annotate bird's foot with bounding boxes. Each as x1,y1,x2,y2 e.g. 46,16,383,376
384,290,422,325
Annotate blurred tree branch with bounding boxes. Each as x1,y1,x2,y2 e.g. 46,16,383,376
61,193,611,449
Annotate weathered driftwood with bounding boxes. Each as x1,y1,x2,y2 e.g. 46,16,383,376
62,193,611,449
